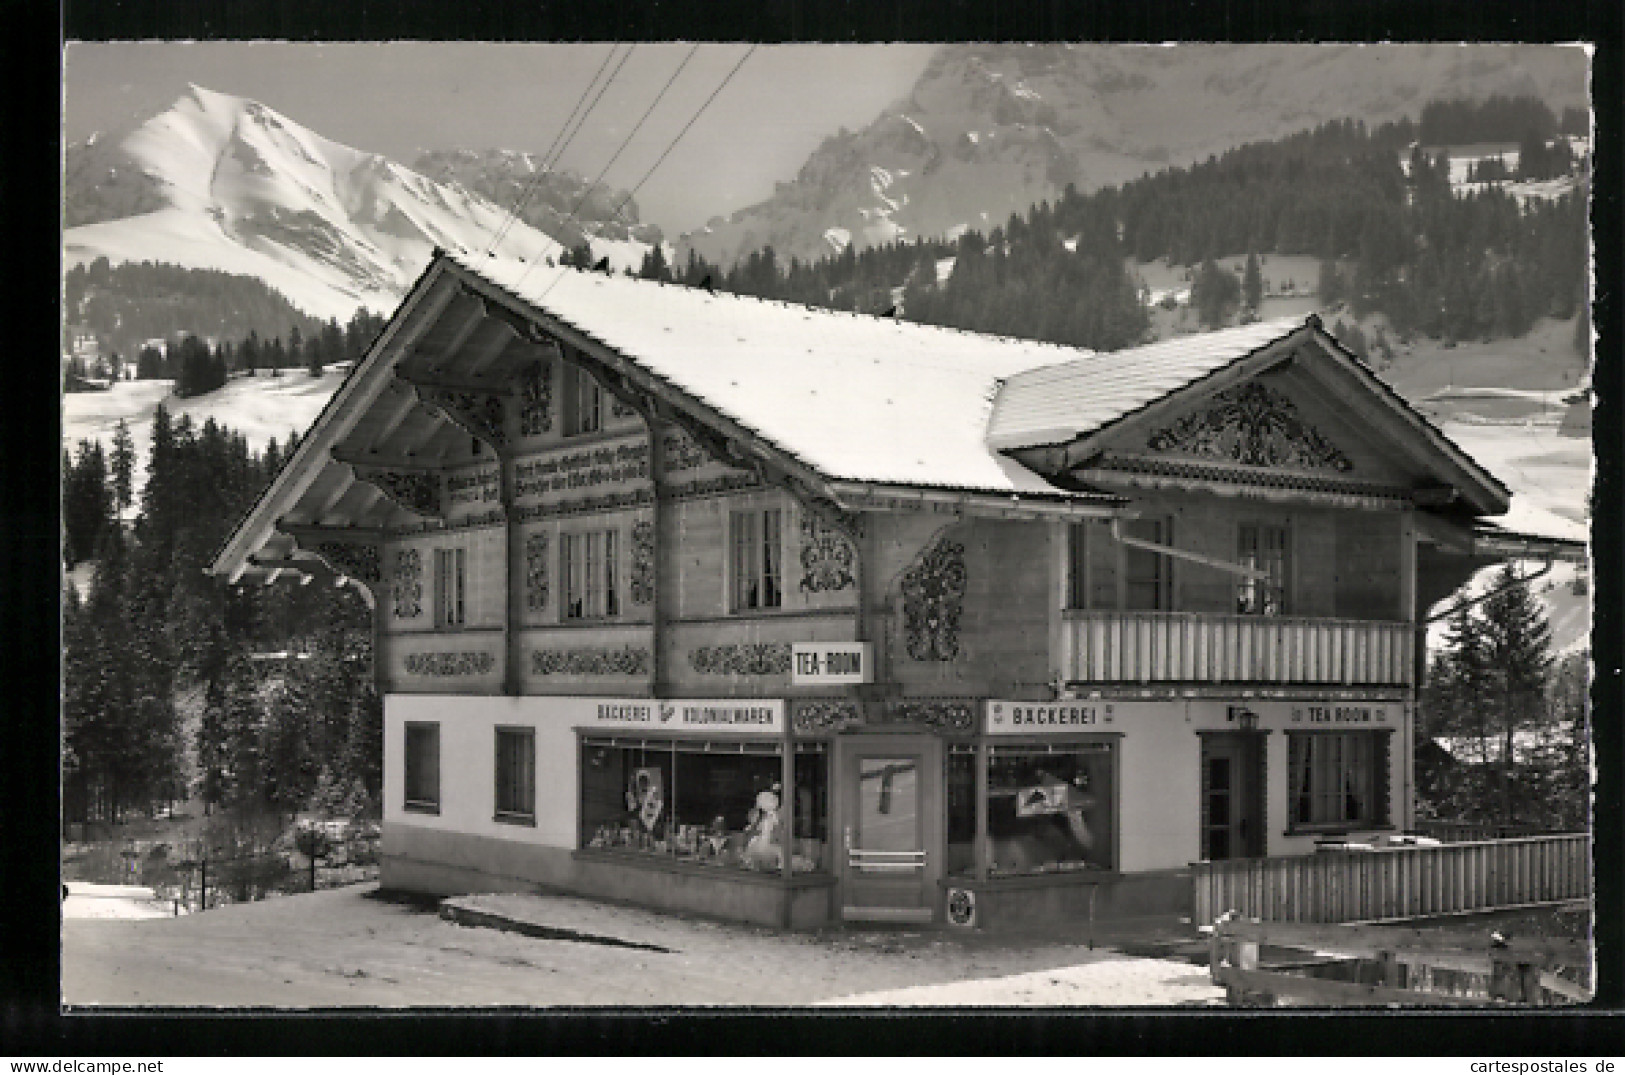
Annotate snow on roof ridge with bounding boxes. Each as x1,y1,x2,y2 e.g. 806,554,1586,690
452,250,1090,362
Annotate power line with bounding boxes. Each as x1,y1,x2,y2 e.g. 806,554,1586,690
522,43,757,297
529,45,699,268
483,44,635,257
483,44,623,257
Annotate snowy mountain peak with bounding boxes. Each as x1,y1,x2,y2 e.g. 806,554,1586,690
64,86,653,322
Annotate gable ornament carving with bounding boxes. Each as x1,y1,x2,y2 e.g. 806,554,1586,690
354,466,444,519
418,386,507,450
1145,382,1354,473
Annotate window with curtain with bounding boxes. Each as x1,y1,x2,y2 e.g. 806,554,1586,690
1288,731,1388,829
1236,521,1290,615
494,726,535,823
434,547,466,628
729,508,783,611
561,529,620,620
563,364,603,436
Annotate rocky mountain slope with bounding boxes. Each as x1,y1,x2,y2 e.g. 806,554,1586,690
62,86,655,321
410,149,663,249
680,43,1589,267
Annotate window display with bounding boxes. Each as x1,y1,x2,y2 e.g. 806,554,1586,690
579,737,827,874
986,743,1114,874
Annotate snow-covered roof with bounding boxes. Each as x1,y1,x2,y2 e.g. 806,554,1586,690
456,254,1097,498
985,317,1307,451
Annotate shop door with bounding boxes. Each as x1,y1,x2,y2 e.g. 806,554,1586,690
838,736,940,922
1201,734,1264,860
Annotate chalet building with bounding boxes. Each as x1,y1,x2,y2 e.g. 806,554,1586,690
211,249,1576,929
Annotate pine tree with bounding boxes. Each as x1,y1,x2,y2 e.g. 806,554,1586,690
1479,563,1554,824
1243,251,1263,311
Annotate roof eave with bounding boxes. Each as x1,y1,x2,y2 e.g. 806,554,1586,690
208,255,456,581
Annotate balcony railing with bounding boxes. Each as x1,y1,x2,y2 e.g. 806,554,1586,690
1061,611,1415,687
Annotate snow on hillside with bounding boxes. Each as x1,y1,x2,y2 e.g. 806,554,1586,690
62,371,348,510
62,86,650,323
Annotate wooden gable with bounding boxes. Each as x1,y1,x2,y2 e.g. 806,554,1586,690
1014,328,1510,515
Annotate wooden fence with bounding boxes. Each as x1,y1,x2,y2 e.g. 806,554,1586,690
1413,820,1551,843
1209,916,1592,1007
1193,834,1590,926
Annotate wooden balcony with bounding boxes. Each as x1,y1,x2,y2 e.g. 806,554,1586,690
1061,611,1415,687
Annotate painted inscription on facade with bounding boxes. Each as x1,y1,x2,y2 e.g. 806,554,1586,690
515,439,651,503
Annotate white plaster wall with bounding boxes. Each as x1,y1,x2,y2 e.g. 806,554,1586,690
1114,701,1202,872
1105,696,1409,872
385,694,579,851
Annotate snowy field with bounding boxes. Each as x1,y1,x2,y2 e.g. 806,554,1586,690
61,882,1222,1008
62,882,184,921
61,370,347,509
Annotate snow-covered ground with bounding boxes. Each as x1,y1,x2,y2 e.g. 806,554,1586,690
61,882,1220,1007
61,370,347,509
63,882,185,920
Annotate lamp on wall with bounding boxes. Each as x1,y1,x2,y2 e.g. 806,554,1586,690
1227,705,1260,731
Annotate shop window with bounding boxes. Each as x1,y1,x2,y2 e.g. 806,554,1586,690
987,742,1115,875
946,746,977,877
730,508,783,611
434,547,466,628
403,722,440,813
563,365,602,437
1288,731,1388,830
1236,522,1290,615
562,529,619,620
494,726,535,824
579,737,827,873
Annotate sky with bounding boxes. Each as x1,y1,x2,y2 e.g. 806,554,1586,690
62,42,939,236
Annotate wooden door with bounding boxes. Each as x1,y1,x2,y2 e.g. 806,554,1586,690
1202,734,1263,860
838,736,940,922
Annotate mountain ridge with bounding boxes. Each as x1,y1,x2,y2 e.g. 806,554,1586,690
62,85,656,322
679,43,1588,268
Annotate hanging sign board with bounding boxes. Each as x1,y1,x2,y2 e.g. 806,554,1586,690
791,642,872,686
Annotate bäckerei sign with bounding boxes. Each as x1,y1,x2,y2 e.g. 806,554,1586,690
986,699,1117,735
567,697,784,735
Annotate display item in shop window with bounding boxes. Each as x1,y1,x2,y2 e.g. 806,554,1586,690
628,768,666,833
743,787,785,870
991,768,1101,873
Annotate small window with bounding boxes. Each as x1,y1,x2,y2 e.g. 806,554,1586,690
1237,522,1290,616
1121,517,1171,611
434,547,466,628
561,529,620,620
404,722,440,813
563,364,602,437
1066,524,1089,610
730,508,783,611
1288,731,1388,829
494,726,536,823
